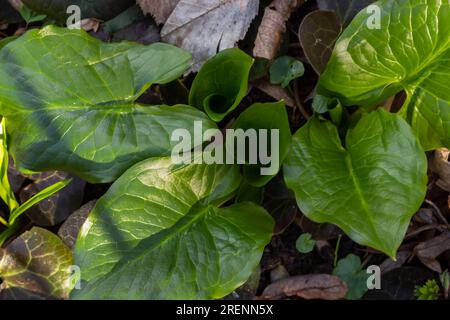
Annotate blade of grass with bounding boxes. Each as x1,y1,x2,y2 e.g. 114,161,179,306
8,179,72,225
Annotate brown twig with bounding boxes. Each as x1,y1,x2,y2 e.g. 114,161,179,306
425,199,450,229
293,79,310,120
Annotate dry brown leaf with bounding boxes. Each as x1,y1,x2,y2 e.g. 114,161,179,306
254,80,295,107
8,0,22,11
258,274,347,300
80,18,100,32
414,232,450,273
161,0,259,71
380,251,411,274
138,0,180,24
253,0,305,60
430,148,450,192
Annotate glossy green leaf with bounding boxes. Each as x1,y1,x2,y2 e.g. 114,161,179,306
73,157,274,299
296,233,315,254
333,254,368,300
284,109,427,258
319,0,450,150
189,48,254,122
269,56,305,88
233,101,291,187
0,227,73,299
22,0,135,22
0,26,216,183
0,119,19,212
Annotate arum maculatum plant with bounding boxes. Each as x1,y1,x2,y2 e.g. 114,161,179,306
0,0,447,299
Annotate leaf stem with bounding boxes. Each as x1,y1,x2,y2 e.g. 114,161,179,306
333,235,342,268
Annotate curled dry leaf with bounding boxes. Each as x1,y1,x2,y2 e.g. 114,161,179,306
79,18,100,32
430,148,450,192
259,274,347,300
413,232,450,273
138,0,179,24
380,251,411,275
253,0,305,60
161,0,259,71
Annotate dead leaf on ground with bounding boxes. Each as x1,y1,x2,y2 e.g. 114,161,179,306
20,171,85,227
138,0,179,24
79,18,100,32
430,148,450,192
253,0,305,60
161,0,259,71
299,10,341,74
380,251,411,274
258,274,347,300
254,80,295,107
413,232,450,273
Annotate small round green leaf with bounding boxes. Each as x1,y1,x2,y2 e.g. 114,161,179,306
270,56,305,88
296,233,315,253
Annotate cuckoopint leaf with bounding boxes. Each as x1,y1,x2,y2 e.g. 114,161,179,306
73,157,274,299
319,0,450,150
0,26,216,183
232,101,291,187
189,48,254,122
296,233,315,254
284,109,427,258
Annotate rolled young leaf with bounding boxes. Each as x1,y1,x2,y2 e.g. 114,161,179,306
189,48,254,122
283,109,427,258
0,26,216,183
73,156,274,299
233,101,291,187
318,0,450,150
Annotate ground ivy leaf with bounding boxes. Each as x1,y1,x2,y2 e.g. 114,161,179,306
0,26,215,183
189,48,254,122
269,56,305,88
296,233,315,254
283,109,427,258
73,157,274,299
318,0,450,150
333,254,368,300
0,227,73,299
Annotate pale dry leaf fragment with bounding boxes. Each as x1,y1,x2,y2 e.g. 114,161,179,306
430,148,450,192
80,18,100,32
414,232,450,273
8,0,23,11
253,0,305,60
138,0,180,24
259,274,347,300
161,0,259,71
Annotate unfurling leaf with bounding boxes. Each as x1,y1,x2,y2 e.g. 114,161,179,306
269,56,305,88
189,48,254,122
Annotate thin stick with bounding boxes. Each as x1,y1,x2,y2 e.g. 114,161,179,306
425,199,450,229
293,80,310,120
